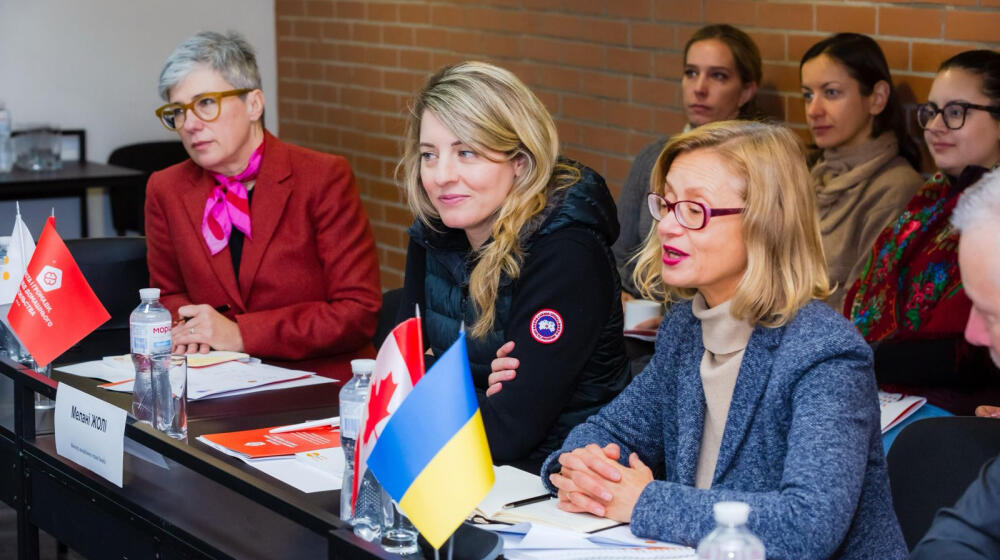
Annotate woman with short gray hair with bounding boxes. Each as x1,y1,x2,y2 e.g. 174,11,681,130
146,31,381,382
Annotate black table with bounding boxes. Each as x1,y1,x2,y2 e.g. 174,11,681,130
0,162,145,237
0,359,501,559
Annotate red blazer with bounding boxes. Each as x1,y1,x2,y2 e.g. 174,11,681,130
145,131,381,382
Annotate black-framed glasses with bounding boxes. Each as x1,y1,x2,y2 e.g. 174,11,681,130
646,193,743,231
916,101,1000,130
154,88,253,130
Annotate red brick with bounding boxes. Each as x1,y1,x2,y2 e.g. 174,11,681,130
400,49,434,72
481,33,521,59
631,77,677,108
581,124,631,155
631,22,676,50
399,4,430,24
580,71,629,100
761,63,800,93
336,1,366,19
364,46,399,67
323,21,350,39
608,47,653,75
277,39,310,59
382,25,415,46
606,0,654,19
748,31,785,62
652,109,687,134
945,10,1000,43
536,65,581,91
879,6,942,39
368,2,397,22
652,0,701,23
562,42,606,70
897,74,934,104
759,3,814,31
353,22,382,43
414,28,449,51
912,42,966,74
446,31,481,54
652,53,683,79
521,37,563,64
787,34,826,65
877,40,909,73
555,119,583,144
431,4,465,27
562,94,606,123
305,0,333,17
276,0,306,17
817,5,873,34
704,1,755,27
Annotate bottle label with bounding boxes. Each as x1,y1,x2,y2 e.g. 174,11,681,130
340,401,363,439
131,321,172,354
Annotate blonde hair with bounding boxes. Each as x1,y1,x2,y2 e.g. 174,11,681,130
632,120,830,327
400,61,579,338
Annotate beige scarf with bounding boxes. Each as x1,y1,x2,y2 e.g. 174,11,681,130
811,132,900,234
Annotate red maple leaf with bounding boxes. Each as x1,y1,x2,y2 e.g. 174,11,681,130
362,373,397,445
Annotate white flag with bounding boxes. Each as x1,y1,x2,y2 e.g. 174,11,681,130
0,206,35,304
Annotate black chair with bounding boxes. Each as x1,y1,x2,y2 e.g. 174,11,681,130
57,237,148,363
887,416,1000,549
373,288,404,349
107,141,188,235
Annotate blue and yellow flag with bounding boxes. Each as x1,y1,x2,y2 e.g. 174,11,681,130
366,332,494,549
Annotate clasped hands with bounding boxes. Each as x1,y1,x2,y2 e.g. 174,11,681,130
171,304,244,354
549,442,654,523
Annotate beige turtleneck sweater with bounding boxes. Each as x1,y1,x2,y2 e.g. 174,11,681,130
691,294,755,489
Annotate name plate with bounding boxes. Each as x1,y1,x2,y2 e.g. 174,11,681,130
54,382,126,487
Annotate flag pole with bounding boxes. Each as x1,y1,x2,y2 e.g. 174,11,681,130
447,534,453,560
15,201,27,279
415,303,421,319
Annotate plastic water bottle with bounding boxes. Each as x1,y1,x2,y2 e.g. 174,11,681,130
697,502,765,560
0,102,13,173
339,358,381,540
130,288,172,424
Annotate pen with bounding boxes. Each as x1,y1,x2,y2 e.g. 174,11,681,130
268,417,340,434
177,304,232,324
502,494,552,509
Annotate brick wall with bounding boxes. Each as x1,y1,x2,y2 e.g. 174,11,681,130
274,0,1000,290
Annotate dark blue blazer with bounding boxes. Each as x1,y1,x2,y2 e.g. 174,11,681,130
543,300,907,560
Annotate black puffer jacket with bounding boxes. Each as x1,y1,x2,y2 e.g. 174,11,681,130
400,159,630,463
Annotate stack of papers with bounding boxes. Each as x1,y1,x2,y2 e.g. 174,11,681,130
484,523,695,559
57,357,333,401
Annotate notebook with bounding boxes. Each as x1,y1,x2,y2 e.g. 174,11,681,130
474,465,622,533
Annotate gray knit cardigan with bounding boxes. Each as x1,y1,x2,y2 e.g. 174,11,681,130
542,300,907,560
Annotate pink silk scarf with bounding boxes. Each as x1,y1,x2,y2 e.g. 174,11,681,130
202,142,263,255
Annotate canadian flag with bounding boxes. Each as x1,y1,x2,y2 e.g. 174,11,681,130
6,218,109,367
352,316,424,512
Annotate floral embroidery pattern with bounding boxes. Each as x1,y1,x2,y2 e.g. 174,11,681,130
846,171,967,342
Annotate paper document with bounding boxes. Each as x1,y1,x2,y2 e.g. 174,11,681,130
475,465,621,533
101,351,253,372
879,391,927,433
486,523,695,559
94,361,314,400
198,424,343,493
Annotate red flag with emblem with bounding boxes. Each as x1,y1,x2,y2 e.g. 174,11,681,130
352,316,424,512
6,217,109,367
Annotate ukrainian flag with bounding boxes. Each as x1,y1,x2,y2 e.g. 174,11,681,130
366,332,494,549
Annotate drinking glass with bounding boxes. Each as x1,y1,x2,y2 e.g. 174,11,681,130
153,354,187,440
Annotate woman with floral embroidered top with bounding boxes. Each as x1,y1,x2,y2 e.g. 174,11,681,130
844,50,1000,414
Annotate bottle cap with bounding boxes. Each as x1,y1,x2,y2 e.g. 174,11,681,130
350,359,376,376
713,501,750,525
139,288,161,300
